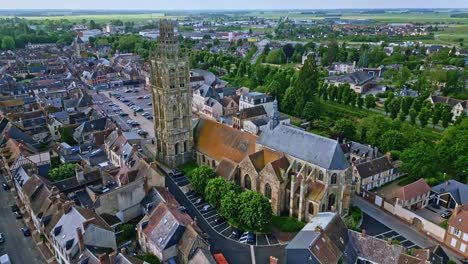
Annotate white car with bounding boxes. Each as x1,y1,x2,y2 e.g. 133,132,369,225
126,120,134,124
142,112,150,116
143,95,150,99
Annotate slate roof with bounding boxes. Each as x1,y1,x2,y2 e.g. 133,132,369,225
257,124,349,170
347,230,405,264
432,180,468,206
355,156,394,179
329,71,375,86
430,96,467,108
238,105,267,119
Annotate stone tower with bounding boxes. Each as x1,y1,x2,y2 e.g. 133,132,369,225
150,20,193,168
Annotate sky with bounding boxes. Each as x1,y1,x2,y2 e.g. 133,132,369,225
1,0,467,10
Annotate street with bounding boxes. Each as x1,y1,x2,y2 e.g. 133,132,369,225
0,176,45,264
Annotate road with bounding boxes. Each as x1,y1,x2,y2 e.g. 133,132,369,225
165,171,286,264
0,176,45,264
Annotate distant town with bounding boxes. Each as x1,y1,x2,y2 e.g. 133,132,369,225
0,7,466,264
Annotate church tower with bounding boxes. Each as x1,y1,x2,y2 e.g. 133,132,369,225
150,21,193,168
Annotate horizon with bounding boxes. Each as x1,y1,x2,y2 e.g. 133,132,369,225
0,0,467,11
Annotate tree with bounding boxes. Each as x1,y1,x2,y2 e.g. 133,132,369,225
205,177,240,208
136,253,160,264
438,119,468,180
357,96,364,109
282,44,295,63
400,141,440,179
441,107,453,128
379,130,409,152
302,99,322,121
388,99,401,120
398,111,407,122
220,190,241,222
48,163,77,182
332,119,357,140
120,224,137,241
409,109,418,125
418,108,431,128
400,97,414,115
239,191,272,231
358,115,392,145
265,49,286,64
1,36,15,50
187,166,216,195
432,103,444,127
364,94,376,109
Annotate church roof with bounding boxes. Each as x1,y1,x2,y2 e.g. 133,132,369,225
257,124,349,170
194,119,257,163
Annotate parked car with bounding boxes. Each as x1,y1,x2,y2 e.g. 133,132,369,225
14,211,22,219
142,112,150,117
146,116,153,120
247,232,256,244
10,205,19,212
108,103,115,107
120,113,129,117
137,96,144,100
441,210,452,219
201,205,212,212
214,217,226,224
194,198,203,205
126,120,134,124
21,227,31,237
147,102,152,106
232,228,243,239
135,108,144,112
143,95,150,99
124,90,132,93
2,183,10,191
0,233,4,243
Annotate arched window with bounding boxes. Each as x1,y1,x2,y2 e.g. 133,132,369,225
244,175,251,190
202,155,206,163
331,174,337,185
183,141,187,152
327,194,336,211
318,171,324,181
211,160,216,168
264,183,272,200
174,143,179,155
308,203,314,214
235,172,241,185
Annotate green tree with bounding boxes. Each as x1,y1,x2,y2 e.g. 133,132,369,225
400,97,414,116
358,115,392,145
136,253,160,264
357,96,364,109
379,130,409,152
48,163,77,182
409,109,418,125
418,108,431,128
438,119,468,180
120,224,137,241
187,166,216,195
364,94,376,109
432,103,444,127
398,111,407,122
239,191,272,231
400,141,440,179
205,177,240,208
265,49,286,64
302,100,322,121
220,190,241,222
388,99,401,120
282,44,295,63
1,36,15,50
332,119,357,140
441,107,453,128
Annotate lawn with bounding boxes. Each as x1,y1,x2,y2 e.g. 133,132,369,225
271,215,305,233
179,161,198,177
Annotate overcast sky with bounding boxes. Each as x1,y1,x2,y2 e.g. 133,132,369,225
1,0,467,10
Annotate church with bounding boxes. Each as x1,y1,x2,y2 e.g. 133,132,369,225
150,21,352,220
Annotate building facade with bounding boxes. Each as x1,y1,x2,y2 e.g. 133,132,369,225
150,21,193,168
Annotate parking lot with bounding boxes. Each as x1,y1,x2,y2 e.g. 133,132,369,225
361,212,419,249
170,172,280,247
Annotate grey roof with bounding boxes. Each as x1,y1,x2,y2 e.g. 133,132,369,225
257,124,350,170
286,229,319,249
355,156,394,179
329,71,375,86
64,98,79,109
432,180,468,205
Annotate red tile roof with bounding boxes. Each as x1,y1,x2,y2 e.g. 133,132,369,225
394,179,431,202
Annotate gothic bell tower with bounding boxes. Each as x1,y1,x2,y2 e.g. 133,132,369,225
150,20,193,168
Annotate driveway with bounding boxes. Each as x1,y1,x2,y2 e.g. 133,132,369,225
0,176,45,264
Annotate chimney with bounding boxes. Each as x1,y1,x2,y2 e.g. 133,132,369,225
108,251,117,264
99,253,109,264
454,205,462,216
82,217,96,230
361,229,366,237
270,256,279,264
374,146,378,159
120,247,127,255
445,181,450,186
76,227,85,253
133,144,138,153
315,226,323,233
4,131,10,141
62,200,75,215
386,152,392,162
116,128,122,136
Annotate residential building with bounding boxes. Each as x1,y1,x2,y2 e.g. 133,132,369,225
445,204,468,259
232,105,268,129
394,179,431,210
239,92,274,116
329,61,356,75
73,117,115,144
431,180,468,210
325,71,376,94
428,96,468,121
353,154,401,193
104,129,142,168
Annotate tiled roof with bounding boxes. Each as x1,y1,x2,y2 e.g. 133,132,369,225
348,230,406,264
215,158,238,181
194,119,257,163
394,179,431,202
448,204,468,232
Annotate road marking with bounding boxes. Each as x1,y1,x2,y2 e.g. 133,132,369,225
376,230,393,237
265,234,270,246
221,226,231,233
407,244,417,249
205,214,219,220
250,245,256,264
400,239,408,243
212,223,226,229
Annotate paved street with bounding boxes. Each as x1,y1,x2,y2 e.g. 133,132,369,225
0,176,45,264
